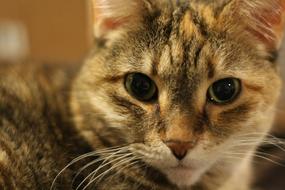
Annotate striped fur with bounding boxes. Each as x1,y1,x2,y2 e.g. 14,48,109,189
0,0,284,190
0,63,93,189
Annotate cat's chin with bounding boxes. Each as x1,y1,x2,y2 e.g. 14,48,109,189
162,166,202,188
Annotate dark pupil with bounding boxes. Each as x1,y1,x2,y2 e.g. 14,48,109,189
212,79,236,101
131,74,152,98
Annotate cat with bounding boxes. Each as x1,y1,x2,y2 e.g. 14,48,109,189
0,0,285,190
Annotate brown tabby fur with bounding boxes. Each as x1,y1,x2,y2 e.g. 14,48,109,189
0,0,285,189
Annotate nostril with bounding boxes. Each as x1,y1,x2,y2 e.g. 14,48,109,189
165,141,195,160
172,149,187,160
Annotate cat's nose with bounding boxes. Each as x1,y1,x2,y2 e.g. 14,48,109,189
165,141,195,160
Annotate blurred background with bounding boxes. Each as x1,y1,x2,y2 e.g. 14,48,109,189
0,0,284,189
0,0,93,63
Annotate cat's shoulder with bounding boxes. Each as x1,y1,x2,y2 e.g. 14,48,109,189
0,61,82,189
0,61,80,104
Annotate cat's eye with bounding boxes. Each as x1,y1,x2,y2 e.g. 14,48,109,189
207,78,241,104
125,73,158,102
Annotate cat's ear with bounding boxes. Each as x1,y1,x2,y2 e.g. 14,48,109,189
92,0,146,40
222,0,285,51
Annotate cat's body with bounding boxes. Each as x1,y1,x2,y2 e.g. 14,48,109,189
0,63,93,189
0,0,285,190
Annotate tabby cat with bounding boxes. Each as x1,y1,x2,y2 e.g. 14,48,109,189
0,0,284,189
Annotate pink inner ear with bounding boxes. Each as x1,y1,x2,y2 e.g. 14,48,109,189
103,18,123,30
102,17,129,30
247,0,285,49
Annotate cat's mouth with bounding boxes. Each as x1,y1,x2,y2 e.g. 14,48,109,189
161,163,204,188
168,164,195,172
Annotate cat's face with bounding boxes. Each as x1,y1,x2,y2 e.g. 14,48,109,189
73,0,284,188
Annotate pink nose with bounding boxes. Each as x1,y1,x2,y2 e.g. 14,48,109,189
165,141,195,160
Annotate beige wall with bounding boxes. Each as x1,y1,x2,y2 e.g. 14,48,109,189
0,0,93,63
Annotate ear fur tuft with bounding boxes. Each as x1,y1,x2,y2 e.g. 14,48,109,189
92,0,145,39
240,0,285,49
219,0,285,51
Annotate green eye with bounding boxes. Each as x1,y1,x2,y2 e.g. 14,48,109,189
125,73,158,102
207,78,241,104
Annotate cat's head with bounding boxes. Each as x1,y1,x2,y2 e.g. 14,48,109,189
72,0,284,188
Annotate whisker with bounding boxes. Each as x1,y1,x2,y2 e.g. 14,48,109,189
82,156,137,190
71,147,129,186
76,152,133,190
222,156,264,166
96,157,143,185
254,151,284,160
228,133,285,154
50,146,126,190
235,139,285,152
89,152,134,181
254,154,285,167
71,156,108,187
223,152,285,167
86,149,131,184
